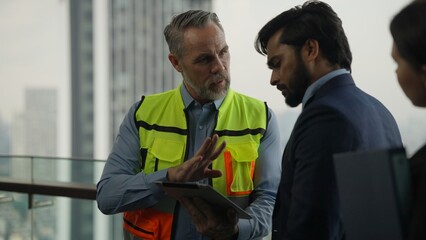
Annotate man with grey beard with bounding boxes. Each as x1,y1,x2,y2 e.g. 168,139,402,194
97,10,282,240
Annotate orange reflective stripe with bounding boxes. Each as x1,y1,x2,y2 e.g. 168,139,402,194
123,209,173,240
250,161,255,178
224,151,233,195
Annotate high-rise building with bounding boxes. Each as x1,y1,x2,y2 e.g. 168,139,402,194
9,88,58,179
70,1,95,240
24,88,58,158
5,88,58,239
25,88,58,240
109,0,213,139
0,115,10,176
0,116,10,155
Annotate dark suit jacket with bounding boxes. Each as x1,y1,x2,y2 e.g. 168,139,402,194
408,144,426,240
271,73,402,240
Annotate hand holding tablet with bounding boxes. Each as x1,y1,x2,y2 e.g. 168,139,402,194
155,181,252,219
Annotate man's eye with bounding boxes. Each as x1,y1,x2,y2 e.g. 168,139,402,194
195,56,211,64
269,61,280,69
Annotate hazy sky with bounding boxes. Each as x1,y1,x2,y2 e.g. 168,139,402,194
212,0,426,154
0,0,67,122
213,0,418,115
1,0,425,153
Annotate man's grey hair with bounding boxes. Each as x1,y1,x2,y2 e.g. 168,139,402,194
164,10,224,58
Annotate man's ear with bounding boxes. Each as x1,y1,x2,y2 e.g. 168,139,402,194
168,53,182,72
303,39,320,62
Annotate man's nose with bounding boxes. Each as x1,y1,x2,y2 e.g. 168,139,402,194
270,71,279,85
211,55,225,73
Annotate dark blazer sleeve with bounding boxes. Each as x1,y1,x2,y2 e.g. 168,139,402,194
408,144,426,240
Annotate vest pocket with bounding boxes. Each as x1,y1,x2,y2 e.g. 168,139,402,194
144,138,184,173
123,214,158,240
123,208,173,240
224,141,258,195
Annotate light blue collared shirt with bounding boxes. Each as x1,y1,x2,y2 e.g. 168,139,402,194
302,69,350,108
180,84,224,159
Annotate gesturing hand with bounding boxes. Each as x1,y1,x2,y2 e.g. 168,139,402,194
167,134,226,182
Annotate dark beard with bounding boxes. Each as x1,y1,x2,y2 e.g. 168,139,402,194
285,55,310,107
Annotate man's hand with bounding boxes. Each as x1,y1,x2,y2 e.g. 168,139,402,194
167,134,226,182
180,197,239,240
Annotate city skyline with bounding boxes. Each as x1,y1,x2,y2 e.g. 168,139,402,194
1,0,426,157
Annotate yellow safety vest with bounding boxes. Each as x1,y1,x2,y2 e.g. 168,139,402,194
123,86,267,240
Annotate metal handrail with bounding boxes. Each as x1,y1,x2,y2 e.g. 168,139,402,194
0,154,105,162
0,176,96,200
0,155,101,204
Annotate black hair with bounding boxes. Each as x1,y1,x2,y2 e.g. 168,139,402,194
255,0,352,72
390,0,426,70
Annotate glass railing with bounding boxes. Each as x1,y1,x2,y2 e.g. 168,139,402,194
0,155,122,240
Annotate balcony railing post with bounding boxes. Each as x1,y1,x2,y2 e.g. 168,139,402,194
29,193,33,209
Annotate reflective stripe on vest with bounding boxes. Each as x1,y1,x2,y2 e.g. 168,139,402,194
124,86,267,239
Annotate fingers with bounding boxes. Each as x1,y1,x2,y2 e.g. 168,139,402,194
195,134,225,161
203,134,217,155
192,134,226,168
209,140,226,160
203,169,222,178
168,134,226,182
167,155,203,182
181,197,214,233
195,135,214,157
199,135,226,165
181,197,239,239
180,197,207,224
193,197,215,220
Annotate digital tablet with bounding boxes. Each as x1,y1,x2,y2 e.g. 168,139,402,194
155,181,252,219
333,147,409,240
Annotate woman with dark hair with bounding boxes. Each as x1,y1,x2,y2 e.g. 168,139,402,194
390,1,426,239
390,0,426,107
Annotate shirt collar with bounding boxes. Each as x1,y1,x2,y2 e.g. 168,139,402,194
302,68,350,108
180,84,224,110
